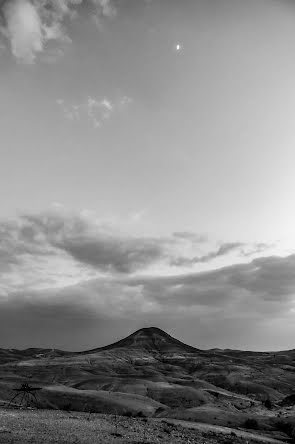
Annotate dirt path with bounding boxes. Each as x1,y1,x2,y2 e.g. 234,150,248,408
157,418,286,443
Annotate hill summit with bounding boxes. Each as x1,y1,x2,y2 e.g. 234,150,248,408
88,327,199,354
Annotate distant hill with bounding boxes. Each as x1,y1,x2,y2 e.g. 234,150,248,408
83,327,200,354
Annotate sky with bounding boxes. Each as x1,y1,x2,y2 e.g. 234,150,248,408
1,0,295,351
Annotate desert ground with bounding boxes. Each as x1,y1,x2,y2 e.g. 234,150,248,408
0,408,289,443
1,327,295,443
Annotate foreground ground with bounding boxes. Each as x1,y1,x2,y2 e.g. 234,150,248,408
0,408,287,444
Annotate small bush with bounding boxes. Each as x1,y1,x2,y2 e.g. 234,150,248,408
244,418,259,430
62,403,72,412
264,398,272,409
276,420,295,439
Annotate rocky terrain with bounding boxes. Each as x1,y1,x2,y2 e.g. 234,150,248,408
1,327,295,443
0,409,287,443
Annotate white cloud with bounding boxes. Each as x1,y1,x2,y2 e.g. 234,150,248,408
3,0,43,64
57,95,132,128
93,0,116,18
0,207,221,296
0,0,116,63
0,207,280,308
0,208,166,296
119,96,133,107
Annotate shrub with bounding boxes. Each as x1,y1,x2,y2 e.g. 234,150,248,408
264,398,272,409
276,420,295,440
62,403,72,412
244,418,259,430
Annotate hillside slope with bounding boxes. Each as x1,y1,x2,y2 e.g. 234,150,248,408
1,327,295,442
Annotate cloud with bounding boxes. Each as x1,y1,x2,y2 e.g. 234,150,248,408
172,241,272,267
56,236,164,273
0,214,97,297
171,242,244,266
93,0,116,19
0,209,294,349
22,209,169,273
6,236,295,318
0,208,288,308
241,242,273,257
0,0,116,63
3,0,43,63
173,232,208,243
57,95,132,128
0,208,172,297
1,253,295,349
0,208,278,299
126,254,295,319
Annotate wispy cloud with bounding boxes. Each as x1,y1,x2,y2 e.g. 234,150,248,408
173,232,208,243
171,242,272,267
56,95,132,128
0,0,116,63
0,208,277,297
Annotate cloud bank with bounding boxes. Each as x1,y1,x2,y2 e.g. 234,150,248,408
0,209,169,296
0,208,292,350
0,208,271,291
0,0,115,63
1,252,295,350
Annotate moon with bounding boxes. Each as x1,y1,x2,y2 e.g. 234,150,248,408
175,43,182,53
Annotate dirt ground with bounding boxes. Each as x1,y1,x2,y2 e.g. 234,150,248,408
0,408,287,444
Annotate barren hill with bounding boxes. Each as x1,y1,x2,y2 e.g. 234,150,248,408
84,327,200,354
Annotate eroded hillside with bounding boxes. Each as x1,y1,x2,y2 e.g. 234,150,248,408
1,328,295,442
